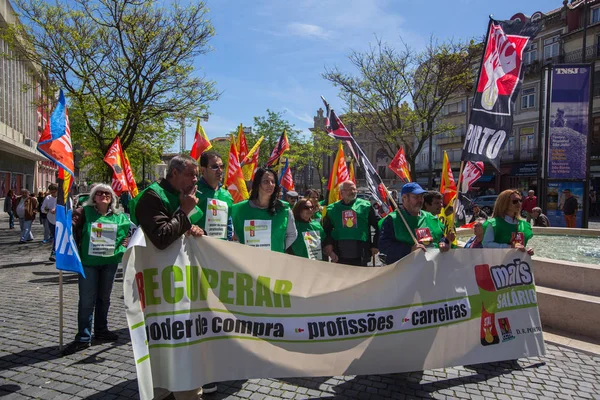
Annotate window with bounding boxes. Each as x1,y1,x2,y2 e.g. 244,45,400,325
507,137,514,155
543,36,560,59
592,7,600,24
524,43,538,65
521,88,535,109
441,99,467,116
520,128,535,159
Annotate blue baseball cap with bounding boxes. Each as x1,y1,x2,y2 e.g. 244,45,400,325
401,182,426,196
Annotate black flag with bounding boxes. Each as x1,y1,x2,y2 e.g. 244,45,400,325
462,16,541,170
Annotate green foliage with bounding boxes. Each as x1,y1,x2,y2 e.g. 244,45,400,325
2,0,219,175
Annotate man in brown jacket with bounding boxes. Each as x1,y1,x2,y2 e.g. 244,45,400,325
14,189,38,243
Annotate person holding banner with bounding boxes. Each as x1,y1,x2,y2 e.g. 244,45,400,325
232,167,297,252
289,198,326,260
482,189,534,255
379,183,451,264
62,184,131,355
129,155,205,250
196,151,233,240
322,180,379,266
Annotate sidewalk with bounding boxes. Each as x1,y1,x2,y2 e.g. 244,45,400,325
0,213,599,400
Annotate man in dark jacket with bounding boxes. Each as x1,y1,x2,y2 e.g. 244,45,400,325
531,207,550,227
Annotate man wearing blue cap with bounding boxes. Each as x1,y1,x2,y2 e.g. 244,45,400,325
379,182,450,263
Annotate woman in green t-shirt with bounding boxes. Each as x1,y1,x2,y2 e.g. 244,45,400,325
482,189,534,255
289,198,326,260
232,168,297,252
62,184,131,355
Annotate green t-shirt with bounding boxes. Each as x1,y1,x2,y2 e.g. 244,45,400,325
231,200,289,253
389,209,445,247
483,217,533,246
326,198,371,242
196,180,233,239
291,220,326,260
79,206,131,266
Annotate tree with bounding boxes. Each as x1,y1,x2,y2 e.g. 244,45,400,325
247,109,303,168
2,0,220,162
293,129,336,193
323,37,480,187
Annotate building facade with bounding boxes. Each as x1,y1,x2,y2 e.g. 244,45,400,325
310,1,600,199
0,0,55,198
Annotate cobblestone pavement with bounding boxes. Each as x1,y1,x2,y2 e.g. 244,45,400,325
1,215,600,400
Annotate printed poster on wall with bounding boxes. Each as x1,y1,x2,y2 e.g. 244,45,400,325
548,65,591,179
545,181,584,227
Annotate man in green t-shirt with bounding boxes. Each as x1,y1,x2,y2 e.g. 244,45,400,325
197,151,233,240
322,180,379,266
379,182,451,264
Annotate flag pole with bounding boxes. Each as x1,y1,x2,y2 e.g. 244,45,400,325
59,271,63,351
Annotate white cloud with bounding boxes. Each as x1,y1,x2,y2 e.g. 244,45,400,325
286,23,332,40
282,107,314,124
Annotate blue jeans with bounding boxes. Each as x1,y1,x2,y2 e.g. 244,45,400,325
76,263,119,343
43,218,53,241
19,218,34,241
7,210,14,228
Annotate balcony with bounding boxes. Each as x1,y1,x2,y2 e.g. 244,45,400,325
523,61,541,78
563,44,600,63
435,132,464,145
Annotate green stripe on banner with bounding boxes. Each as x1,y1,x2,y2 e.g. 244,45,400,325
131,321,145,330
136,354,150,364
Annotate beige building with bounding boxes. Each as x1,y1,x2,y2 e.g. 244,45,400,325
0,0,55,198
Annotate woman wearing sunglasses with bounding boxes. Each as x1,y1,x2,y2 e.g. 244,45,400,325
232,168,297,252
62,183,132,355
289,198,326,260
482,189,534,255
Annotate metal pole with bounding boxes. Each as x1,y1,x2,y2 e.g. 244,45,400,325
180,116,186,154
59,271,63,351
583,0,588,63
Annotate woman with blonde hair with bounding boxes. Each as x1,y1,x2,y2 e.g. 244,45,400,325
482,189,534,255
62,183,131,356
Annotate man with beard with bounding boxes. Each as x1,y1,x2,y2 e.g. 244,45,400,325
196,151,233,241
322,180,379,266
379,183,451,263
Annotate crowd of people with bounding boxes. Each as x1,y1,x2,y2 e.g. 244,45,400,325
1,152,550,399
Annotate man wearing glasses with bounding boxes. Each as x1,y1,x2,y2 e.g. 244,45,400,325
379,182,450,264
322,180,379,266
196,151,233,241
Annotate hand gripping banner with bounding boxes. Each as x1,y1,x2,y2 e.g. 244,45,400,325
123,235,545,399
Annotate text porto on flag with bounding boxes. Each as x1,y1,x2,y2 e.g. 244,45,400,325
462,16,541,169
123,235,545,400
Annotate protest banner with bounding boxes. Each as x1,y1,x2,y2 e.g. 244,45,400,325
123,235,545,399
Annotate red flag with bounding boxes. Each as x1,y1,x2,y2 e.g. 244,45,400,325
190,119,212,160
225,136,249,203
388,147,411,183
280,158,295,191
327,142,350,204
460,161,485,193
103,136,129,196
236,124,248,162
349,160,356,184
266,130,290,167
122,151,139,198
241,136,264,181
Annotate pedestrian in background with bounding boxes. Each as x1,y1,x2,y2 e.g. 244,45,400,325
41,184,58,261
3,190,16,229
522,190,537,223
15,189,37,243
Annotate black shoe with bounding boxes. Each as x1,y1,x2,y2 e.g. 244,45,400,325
61,341,91,356
94,330,119,341
202,383,218,394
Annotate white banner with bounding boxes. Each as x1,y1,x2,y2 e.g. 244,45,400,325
123,232,545,400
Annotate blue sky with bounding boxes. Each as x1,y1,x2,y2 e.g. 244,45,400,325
182,0,554,150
